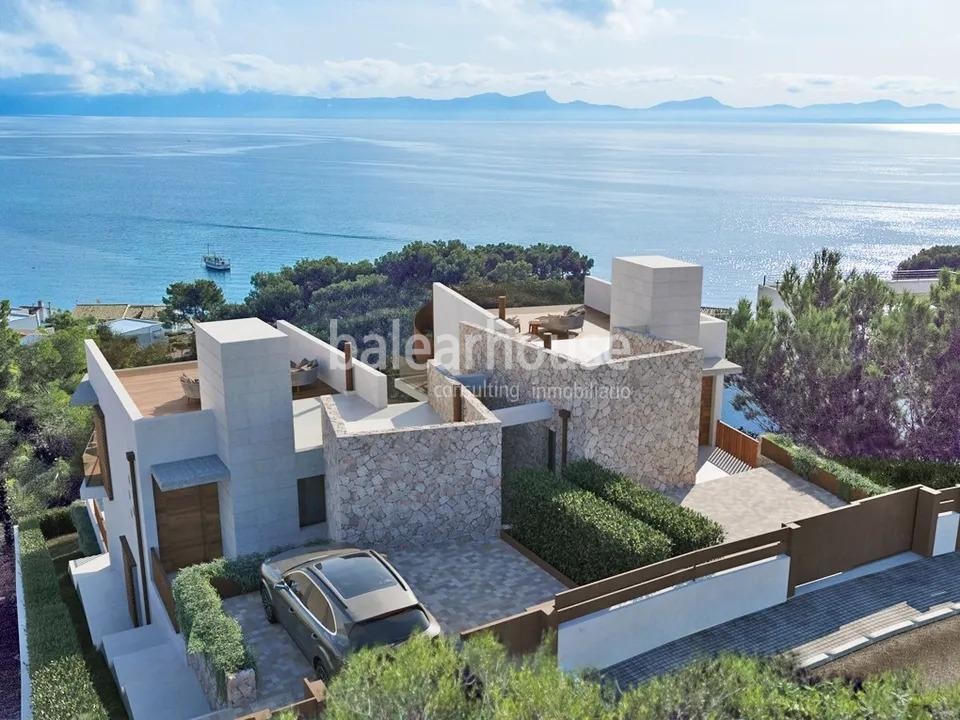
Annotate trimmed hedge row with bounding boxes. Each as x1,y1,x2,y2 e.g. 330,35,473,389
763,434,888,499
18,522,108,720
503,468,673,584
172,560,255,701
835,456,960,491
563,460,725,554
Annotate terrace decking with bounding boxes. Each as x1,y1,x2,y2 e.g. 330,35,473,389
116,361,202,417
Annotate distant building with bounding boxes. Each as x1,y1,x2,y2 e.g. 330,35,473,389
106,318,166,347
6,301,49,346
73,302,164,323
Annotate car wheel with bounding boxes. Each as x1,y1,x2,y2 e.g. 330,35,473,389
314,657,331,683
260,585,276,624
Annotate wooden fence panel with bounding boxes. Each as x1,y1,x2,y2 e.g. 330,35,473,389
715,421,761,467
788,486,920,592
150,547,179,633
461,606,555,656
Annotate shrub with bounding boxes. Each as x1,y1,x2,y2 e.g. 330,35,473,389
836,456,960,491
68,502,101,557
17,522,107,720
563,461,724,554
503,468,673,584
38,506,75,540
763,434,887,499
172,562,253,701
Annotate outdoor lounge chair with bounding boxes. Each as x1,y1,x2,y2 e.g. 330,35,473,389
180,374,201,403
290,358,319,389
536,305,586,336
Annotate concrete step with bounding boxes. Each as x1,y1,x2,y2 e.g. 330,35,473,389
102,624,168,672
113,643,211,720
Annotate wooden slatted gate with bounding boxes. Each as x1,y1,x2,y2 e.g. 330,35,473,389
153,479,223,573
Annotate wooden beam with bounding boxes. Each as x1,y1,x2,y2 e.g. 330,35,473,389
453,383,463,422
497,295,507,320
542,332,552,349
344,342,355,391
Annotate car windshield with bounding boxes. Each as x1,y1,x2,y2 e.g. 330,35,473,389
316,554,399,599
349,607,430,649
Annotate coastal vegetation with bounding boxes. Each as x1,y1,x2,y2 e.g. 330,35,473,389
209,240,592,353
728,249,960,462
898,245,960,272
323,632,960,719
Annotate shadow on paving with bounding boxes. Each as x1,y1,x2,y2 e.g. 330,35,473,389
602,552,960,690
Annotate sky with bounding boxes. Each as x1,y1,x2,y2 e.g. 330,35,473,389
1,0,959,107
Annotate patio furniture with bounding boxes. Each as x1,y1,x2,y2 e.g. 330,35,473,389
290,358,319,389
528,321,541,335
180,374,201,404
535,305,586,337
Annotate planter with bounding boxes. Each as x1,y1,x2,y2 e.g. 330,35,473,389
187,651,257,710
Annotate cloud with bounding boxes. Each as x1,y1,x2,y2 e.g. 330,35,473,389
764,72,960,99
465,0,675,37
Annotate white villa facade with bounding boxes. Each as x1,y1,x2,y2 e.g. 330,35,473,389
67,255,740,718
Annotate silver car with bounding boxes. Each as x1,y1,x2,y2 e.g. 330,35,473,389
260,546,441,680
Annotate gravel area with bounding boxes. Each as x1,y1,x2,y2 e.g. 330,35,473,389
811,614,960,688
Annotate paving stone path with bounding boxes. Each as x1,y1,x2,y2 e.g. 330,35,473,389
603,552,960,690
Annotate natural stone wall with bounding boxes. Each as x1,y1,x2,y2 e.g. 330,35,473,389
460,323,702,490
187,651,257,710
321,384,502,547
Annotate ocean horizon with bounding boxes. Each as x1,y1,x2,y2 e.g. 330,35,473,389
2,117,959,310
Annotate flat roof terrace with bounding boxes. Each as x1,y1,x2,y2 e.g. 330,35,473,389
504,304,618,366
115,361,201,418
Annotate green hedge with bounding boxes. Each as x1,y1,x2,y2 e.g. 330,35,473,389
563,460,724,553
18,522,108,720
38,506,75,540
68,503,101,557
503,468,673,584
172,562,254,701
763,434,887,499
835,456,960,491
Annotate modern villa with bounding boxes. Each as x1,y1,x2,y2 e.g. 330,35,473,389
65,255,743,718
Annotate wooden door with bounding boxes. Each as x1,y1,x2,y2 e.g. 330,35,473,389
153,480,222,573
699,376,714,446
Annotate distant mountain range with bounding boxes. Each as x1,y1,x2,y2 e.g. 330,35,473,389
2,90,959,122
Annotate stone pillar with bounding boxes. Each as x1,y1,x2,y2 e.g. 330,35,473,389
610,256,703,345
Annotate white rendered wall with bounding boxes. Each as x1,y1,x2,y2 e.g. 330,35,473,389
558,555,790,672
276,320,388,409
933,512,959,556
885,278,938,296
196,320,299,556
83,341,141,580
698,314,727,358
433,283,517,373
584,276,611,314
757,284,789,313
610,257,703,346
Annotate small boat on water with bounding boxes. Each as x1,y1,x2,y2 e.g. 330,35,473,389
202,248,231,271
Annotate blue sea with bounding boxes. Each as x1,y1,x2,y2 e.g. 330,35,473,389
1,117,959,310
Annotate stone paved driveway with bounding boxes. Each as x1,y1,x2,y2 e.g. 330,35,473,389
602,552,960,689
668,462,846,541
384,540,568,633
223,592,314,714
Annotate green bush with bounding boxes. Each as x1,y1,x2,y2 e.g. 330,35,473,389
172,562,253,701
17,522,108,720
503,468,673,584
836,456,960,491
763,434,887,499
37,506,75,539
563,461,724,554
68,502,101,557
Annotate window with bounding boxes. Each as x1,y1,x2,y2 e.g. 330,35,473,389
306,586,336,633
92,404,114,500
297,475,326,527
315,554,399,599
286,570,314,606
